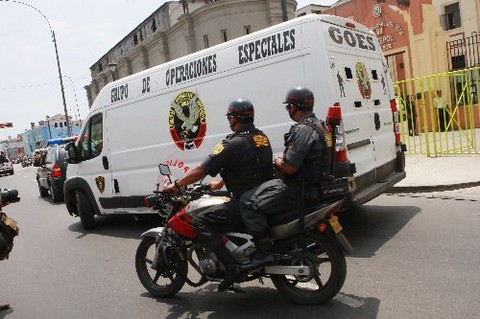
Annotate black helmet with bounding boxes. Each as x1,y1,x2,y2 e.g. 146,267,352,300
283,87,314,110
226,98,255,123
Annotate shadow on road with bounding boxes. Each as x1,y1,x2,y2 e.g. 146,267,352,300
144,285,380,319
338,198,421,258
67,214,163,240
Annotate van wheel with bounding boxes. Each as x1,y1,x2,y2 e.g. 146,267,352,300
50,184,63,203
75,190,96,229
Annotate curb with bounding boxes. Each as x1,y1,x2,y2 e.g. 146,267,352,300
388,181,480,194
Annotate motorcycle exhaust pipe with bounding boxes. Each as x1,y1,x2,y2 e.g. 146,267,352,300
264,265,311,276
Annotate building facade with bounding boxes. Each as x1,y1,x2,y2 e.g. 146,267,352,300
85,0,297,106
20,114,83,155
315,0,480,81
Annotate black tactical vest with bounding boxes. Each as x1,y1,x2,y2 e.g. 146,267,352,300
220,128,274,199
285,117,333,195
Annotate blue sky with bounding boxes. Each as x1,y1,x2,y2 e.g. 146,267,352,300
0,0,338,137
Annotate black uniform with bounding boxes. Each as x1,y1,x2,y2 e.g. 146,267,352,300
192,123,274,265
283,113,332,202
240,113,332,237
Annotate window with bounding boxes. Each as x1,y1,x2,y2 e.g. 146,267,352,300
98,64,103,73
54,123,58,128
78,113,103,161
345,67,353,79
445,3,461,30
59,122,63,128
152,20,157,32
203,34,209,48
244,25,251,35
221,29,228,42
451,55,466,70
134,34,138,45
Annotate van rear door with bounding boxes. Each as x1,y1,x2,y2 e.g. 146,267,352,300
321,16,397,193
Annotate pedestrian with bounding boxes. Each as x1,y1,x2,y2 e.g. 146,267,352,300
239,86,333,273
163,97,275,291
1,191,20,312
433,89,449,131
406,94,418,136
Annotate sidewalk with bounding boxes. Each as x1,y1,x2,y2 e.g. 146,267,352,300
390,155,480,193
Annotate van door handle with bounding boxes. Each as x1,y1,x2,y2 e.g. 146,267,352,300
102,156,109,170
374,112,381,130
114,179,120,193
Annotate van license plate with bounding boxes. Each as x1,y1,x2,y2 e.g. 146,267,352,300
329,217,343,234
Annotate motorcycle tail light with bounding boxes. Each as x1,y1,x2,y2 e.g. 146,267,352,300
51,163,62,177
318,223,327,233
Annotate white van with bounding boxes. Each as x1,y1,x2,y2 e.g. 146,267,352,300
65,14,406,229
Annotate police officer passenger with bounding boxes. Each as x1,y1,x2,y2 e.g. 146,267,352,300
163,98,274,291
239,86,333,272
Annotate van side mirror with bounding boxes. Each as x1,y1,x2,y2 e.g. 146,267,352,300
65,142,80,164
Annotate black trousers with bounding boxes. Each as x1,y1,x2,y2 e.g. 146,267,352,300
192,200,244,265
239,179,290,239
239,178,324,240
438,108,449,131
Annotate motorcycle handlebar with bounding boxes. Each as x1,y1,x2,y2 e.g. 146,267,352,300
0,188,20,204
145,183,216,209
192,184,212,192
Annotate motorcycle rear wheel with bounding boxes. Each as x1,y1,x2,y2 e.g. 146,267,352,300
135,236,187,298
271,234,346,305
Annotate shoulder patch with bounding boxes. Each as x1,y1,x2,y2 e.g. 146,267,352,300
324,133,333,148
212,143,224,155
252,135,270,148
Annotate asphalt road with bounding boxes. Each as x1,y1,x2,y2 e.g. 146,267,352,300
1,165,479,319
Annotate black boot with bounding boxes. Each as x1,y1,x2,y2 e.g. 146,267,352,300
240,238,274,273
218,263,242,292
194,230,241,292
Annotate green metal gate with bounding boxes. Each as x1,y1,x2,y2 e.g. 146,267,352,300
394,67,480,156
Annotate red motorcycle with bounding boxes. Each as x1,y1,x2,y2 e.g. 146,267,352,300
135,164,352,305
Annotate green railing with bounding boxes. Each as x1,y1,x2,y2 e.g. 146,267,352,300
394,67,480,156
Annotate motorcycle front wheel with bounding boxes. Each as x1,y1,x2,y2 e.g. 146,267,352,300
135,236,188,298
271,233,346,305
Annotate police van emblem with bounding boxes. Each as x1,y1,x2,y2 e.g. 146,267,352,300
169,91,207,150
355,61,372,99
95,176,105,193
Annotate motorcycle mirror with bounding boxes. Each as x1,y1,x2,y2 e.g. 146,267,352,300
158,164,171,176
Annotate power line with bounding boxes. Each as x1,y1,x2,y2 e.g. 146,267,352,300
0,74,90,91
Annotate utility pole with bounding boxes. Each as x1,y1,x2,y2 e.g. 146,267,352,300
281,0,288,22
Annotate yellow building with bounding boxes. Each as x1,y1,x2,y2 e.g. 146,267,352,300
313,0,480,80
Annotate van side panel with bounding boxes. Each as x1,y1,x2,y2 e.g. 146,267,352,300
69,15,405,215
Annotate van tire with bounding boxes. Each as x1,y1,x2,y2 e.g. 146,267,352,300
76,190,96,229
